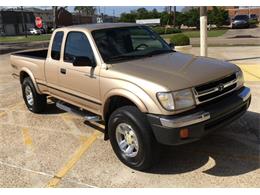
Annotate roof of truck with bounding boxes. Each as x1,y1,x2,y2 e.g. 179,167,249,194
58,23,142,31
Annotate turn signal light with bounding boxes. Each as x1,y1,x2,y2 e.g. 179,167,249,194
180,128,189,139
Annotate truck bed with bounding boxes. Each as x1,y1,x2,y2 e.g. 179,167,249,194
12,49,48,59
10,49,48,84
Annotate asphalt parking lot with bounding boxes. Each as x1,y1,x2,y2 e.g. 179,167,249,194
0,53,259,187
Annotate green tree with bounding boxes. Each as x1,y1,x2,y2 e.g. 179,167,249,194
151,8,160,18
160,11,172,26
136,8,149,19
119,11,137,22
208,7,229,27
74,6,96,16
119,8,161,22
182,7,200,29
160,11,184,28
119,7,184,28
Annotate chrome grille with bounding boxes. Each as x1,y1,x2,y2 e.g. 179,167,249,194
193,73,238,104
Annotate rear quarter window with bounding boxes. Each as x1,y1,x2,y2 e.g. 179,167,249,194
51,31,64,60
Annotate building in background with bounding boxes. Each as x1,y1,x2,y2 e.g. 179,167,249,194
25,7,53,30
72,12,96,25
56,7,73,27
0,7,75,35
0,6,124,36
0,9,35,36
227,7,260,20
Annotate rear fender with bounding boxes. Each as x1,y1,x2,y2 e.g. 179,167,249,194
20,67,41,94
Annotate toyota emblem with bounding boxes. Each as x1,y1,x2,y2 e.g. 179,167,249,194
218,83,224,91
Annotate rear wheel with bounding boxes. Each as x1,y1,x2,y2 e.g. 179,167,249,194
22,77,46,113
108,106,157,170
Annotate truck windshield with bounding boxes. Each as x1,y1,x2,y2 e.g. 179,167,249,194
92,26,173,63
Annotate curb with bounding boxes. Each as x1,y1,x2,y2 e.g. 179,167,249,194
174,45,192,51
0,40,49,46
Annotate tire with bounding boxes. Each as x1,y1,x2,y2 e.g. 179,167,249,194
108,106,157,171
22,77,46,113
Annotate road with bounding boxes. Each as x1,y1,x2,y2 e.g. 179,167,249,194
190,27,260,46
0,53,259,187
180,46,260,65
0,41,49,55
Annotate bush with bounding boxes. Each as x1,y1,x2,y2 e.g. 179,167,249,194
170,33,190,46
249,19,259,25
152,27,181,35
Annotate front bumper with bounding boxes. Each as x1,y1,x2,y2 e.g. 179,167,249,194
147,86,251,145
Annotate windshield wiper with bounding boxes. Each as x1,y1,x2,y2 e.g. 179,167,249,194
144,49,174,57
107,54,146,62
107,49,174,63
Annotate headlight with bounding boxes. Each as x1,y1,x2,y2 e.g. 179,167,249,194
236,70,244,87
157,88,195,111
173,89,195,110
157,92,175,111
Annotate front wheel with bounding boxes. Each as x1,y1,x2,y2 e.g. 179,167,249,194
108,106,157,170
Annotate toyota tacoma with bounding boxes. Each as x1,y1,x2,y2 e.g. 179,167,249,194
10,23,251,170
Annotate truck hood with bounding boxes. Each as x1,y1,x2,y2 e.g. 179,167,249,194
109,52,239,91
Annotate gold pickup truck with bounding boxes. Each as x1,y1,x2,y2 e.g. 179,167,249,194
10,23,251,170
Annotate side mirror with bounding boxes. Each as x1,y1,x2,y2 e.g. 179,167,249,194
73,56,96,67
169,43,175,49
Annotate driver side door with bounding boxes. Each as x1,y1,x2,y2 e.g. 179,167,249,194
58,31,101,112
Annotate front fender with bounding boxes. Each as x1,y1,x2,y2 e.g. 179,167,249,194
102,87,161,119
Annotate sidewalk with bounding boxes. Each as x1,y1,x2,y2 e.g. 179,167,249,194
190,27,260,46
190,37,260,46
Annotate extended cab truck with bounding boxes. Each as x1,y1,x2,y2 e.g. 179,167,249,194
10,23,251,170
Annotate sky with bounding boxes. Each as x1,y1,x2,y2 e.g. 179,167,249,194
69,6,184,16
0,6,183,16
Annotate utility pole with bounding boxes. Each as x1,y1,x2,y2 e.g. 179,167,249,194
21,6,27,37
200,6,208,57
169,6,172,24
165,6,172,34
173,6,176,28
52,6,57,29
113,9,115,23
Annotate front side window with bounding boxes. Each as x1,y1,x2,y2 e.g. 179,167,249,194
64,32,95,65
92,26,172,63
51,31,64,60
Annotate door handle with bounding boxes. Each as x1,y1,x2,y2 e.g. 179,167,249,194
60,68,66,74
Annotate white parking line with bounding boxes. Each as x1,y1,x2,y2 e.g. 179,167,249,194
0,161,52,177
0,161,97,188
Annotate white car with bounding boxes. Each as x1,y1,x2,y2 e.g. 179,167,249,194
28,28,41,35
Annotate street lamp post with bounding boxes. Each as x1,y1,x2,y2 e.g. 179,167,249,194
200,6,208,57
52,6,57,29
173,6,176,28
21,6,27,37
